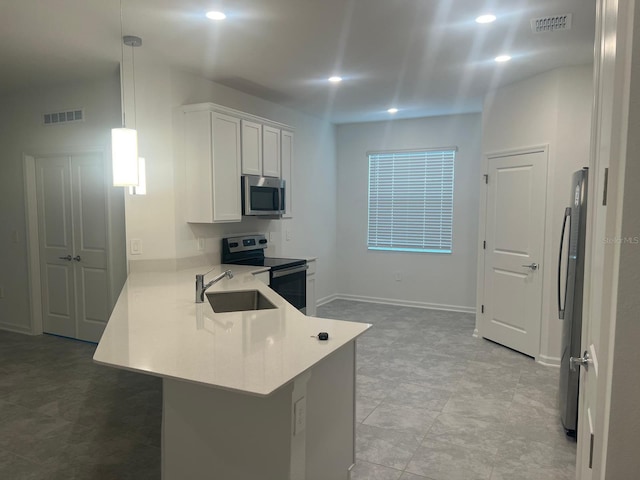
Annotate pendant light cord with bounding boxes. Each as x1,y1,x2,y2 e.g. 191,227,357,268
119,0,126,128
132,44,137,130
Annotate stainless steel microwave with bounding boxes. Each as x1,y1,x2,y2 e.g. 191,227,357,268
241,175,285,216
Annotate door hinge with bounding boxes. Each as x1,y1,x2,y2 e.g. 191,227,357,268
483,174,488,184
483,240,486,250
602,168,609,206
481,305,484,314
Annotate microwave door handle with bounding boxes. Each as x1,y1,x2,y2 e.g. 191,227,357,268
279,187,285,212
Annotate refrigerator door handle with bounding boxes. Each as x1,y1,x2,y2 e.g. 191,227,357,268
558,207,572,319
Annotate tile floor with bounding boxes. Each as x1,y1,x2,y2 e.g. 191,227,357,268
0,300,575,479
317,300,576,480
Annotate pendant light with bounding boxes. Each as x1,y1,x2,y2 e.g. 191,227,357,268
112,0,141,187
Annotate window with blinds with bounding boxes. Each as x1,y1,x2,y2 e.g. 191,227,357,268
367,149,455,253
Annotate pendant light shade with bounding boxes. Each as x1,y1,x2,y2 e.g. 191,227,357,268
112,127,139,186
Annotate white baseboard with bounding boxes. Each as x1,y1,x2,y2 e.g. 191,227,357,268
537,354,561,367
318,293,475,314
0,322,33,335
316,294,339,307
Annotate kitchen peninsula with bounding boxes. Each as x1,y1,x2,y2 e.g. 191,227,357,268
93,265,370,480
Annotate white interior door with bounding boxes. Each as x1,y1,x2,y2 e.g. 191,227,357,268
576,0,631,476
480,148,548,357
71,153,110,342
35,156,76,338
35,152,109,343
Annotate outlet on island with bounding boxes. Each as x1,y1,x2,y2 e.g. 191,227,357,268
394,272,402,282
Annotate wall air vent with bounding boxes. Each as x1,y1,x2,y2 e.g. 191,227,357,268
530,14,572,33
43,109,84,125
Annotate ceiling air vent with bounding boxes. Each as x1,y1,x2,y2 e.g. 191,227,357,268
530,14,572,33
43,109,84,126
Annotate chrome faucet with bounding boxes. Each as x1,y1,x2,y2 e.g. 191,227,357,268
195,269,234,303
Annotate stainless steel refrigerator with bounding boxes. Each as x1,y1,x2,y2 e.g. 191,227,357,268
558,167,589,436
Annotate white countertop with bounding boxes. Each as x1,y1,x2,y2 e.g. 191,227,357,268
93,264,370,396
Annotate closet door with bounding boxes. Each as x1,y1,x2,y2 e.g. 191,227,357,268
35,153,109,342
35,156,76,338
71,153,110,342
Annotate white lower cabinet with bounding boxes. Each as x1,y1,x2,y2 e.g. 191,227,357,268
306,259,317,316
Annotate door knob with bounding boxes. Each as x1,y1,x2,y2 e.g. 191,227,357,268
570,351,592,371
73,255,81,262
58,255,72,261
522,263,539,270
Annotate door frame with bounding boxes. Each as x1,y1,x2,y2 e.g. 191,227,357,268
22,147,113,336
475,144,549,361
576,0,637,476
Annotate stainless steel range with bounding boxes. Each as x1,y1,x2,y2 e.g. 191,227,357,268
222,234,307,312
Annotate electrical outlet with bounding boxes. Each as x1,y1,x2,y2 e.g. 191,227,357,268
286,229,292,241
130,239,142,255
0,285,4,299
394,272,402,282
293,396,306,436
269,232,276,242
197,237,205,251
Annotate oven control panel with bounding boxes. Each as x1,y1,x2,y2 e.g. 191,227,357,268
223,234,268,254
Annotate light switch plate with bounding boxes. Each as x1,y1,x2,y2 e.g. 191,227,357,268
197,237,205,251
130,239,142,255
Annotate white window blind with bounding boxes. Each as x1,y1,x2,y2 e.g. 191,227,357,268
367,149,455,253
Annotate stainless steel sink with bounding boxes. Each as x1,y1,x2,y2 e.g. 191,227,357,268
206,290,277,313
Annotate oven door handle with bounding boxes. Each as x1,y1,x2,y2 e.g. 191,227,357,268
271,264,308,279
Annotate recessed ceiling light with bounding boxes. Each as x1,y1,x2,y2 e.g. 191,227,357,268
387,108,399,114
475,14,496,24
495,55,512,63
206,11,226,20
328,76,343,83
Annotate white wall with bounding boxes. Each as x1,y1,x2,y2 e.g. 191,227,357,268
481,64,594,363
121,52,338,301
0,74,126,333
335,114,482,311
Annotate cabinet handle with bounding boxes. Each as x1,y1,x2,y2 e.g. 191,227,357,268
73,255,82,262
58,255,72,261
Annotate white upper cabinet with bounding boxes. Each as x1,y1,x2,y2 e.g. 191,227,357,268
183,109,242,223
262,125,281,178
181,102,293,223
281,130,294,218
241,120,262,176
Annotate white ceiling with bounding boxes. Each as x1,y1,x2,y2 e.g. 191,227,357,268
0,0,595,124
